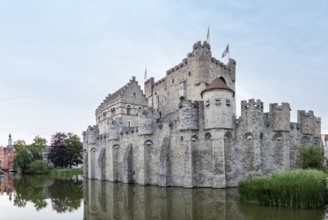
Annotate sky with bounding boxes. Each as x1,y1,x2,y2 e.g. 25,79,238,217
0,0,327,145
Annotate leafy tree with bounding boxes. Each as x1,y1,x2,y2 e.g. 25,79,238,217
64,133,83,168
297,143,324,170
14,139,26,148
32,135,47,148
13,136,48,174
48,132,82,168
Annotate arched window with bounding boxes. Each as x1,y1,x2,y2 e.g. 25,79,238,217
244,132,253,140
301,136,310,143
144,140,154,146
191,135,198,142
224,132,232,140
273,132,283,141
205,132,212,141
126,105,132,115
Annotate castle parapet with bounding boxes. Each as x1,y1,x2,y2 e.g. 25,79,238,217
178,100,199,131
138,107,154,135
269,103,291,131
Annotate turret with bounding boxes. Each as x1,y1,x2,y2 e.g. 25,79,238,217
108,118,121,140
298,110,315,135
269,103,291,131
86,125,98,144
240,99,264,131
138,108,154,135
178,100,199,131
202,77,234,130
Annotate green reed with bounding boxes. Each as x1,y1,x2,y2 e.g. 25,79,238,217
238,169,327,208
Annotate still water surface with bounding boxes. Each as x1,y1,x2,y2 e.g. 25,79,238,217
0,173,326,220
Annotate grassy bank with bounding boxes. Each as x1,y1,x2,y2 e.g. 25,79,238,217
49,168,83,178
238,169,327,209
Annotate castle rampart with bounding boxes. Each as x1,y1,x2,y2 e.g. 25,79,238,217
83,40,321,188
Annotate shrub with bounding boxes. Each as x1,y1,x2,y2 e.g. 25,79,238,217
26,160,50,175
238,169,327,208
297,143,324,170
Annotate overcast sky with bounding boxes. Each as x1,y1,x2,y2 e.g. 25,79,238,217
0,0,327,145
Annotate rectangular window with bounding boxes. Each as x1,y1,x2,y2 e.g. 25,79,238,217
215,98,221,105
226,99,231,106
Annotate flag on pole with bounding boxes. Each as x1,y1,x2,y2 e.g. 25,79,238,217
206,27,210,43
222,44,229,58
144,67,147,81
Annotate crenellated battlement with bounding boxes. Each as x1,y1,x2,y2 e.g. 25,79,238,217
241,99,263,112
193,41,211,50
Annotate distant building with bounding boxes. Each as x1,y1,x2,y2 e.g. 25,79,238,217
0,134,15,171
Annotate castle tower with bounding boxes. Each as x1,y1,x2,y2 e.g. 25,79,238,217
297,110,315,135
269,103,291,131
201,77,235,130
188,41,212,86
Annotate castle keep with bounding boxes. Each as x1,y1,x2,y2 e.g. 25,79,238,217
83,41,321,188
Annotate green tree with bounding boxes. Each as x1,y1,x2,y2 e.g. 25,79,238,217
296,143,324,170
13,136,48,174
48,132,82,168
64,133,83,168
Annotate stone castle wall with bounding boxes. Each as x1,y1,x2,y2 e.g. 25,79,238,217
83,41,321,188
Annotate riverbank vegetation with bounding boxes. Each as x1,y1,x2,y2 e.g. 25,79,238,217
238,169,327,208
238,143,327,209
13,132,83,175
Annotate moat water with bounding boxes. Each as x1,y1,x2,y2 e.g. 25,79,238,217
0,173,327,220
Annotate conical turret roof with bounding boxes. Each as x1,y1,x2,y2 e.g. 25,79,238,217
201,77,234,97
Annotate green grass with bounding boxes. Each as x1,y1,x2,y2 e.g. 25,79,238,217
49,168,83,178
238,169,327,209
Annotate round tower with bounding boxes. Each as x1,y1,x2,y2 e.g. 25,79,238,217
138,108,154,135
178,100,199,131
201,77,235,130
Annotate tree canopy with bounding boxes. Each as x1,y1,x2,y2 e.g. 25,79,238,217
48,132,82,168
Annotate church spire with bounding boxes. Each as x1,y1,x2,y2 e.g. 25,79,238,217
8,133,13,149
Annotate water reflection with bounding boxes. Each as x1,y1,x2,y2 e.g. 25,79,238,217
84,180,326,220
0,172,83,213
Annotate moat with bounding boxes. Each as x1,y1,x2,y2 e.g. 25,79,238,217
0,173,326,220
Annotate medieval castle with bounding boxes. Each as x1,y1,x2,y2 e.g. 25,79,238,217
83,41,321,188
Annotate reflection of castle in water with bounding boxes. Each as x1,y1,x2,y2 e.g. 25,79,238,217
83,179,243,220
83,180,325,220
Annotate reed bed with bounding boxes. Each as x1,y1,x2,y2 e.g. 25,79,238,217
238,169,327,208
